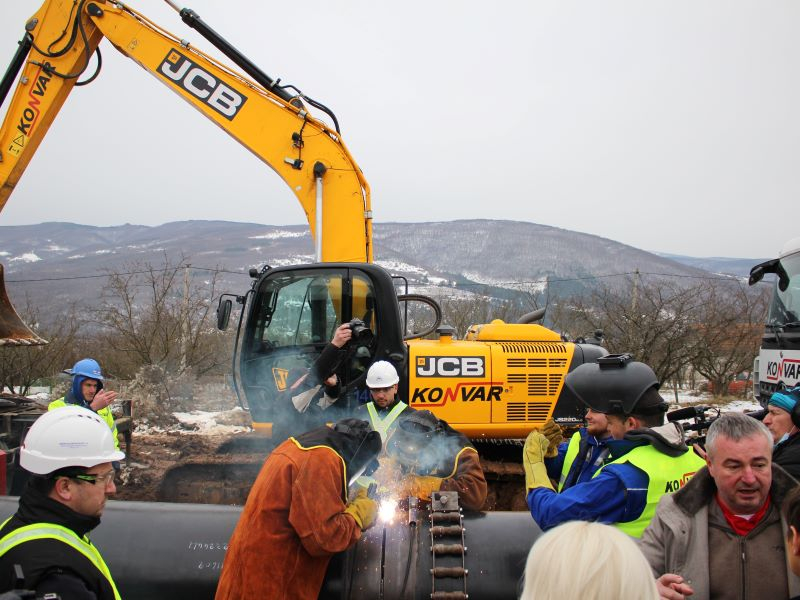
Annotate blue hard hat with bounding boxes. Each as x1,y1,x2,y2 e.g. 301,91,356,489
68,358,104,381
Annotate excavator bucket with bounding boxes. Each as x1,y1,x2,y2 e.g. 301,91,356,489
0,264,47,346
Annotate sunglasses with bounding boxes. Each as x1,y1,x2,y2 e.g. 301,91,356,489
65,470,116,486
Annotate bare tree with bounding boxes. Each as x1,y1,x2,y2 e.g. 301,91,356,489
0,296,83,395
566,276,708,384
92,254,228,378
691,283,767,396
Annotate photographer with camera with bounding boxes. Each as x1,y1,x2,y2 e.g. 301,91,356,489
272,324,355,442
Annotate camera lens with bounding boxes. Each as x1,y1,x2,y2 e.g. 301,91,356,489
349,319,374,346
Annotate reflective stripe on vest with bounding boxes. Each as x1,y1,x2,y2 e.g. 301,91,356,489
366,401,408,441
557,431,582,492
49,398,119,451
0,518,121,600
593,444,706,538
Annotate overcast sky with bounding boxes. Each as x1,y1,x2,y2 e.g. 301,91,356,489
1,1,798,259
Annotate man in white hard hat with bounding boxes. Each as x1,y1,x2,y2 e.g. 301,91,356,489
0,406,124,599
355,361,413,441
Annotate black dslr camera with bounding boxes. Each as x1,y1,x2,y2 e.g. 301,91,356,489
348,318,374,346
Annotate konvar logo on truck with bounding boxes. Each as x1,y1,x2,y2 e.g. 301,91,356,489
765,357,800,384
9,62,53,156
158,50,247,120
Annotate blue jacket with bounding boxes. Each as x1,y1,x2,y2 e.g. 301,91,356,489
528,422,695,532
545,428,611,490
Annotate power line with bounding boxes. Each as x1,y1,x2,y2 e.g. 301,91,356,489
6,267,746,286
6,265,250,283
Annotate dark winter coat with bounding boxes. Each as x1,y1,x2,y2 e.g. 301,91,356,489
0,485,117,600
773,431,800,482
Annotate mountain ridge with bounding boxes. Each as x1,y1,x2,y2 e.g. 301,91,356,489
0,219,754,320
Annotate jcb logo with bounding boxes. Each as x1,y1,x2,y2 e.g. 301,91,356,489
159,50,247,120
416,356,485,378
273,368,289,391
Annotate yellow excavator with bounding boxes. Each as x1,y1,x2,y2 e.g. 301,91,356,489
0,0,606,506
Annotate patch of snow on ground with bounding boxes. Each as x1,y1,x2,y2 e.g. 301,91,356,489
172,409,251,434
10,253,41,263
68,254,85,259
261,255,314,267
0,251,9,257
427,276,451,285
409,285,478,300
249,230,308,240
94,249,114,255
376,260,428,276
45,245,70,252
664,389,761,415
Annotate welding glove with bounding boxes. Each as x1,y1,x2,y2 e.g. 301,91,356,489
540,419,564,458
410,475,443,501
523,431,555,492
345,488,378,530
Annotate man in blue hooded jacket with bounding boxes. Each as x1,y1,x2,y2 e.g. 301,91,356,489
49,358,120,450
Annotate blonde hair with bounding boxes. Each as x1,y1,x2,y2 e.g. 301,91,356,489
520,521,659,600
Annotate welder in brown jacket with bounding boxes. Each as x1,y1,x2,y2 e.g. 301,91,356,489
387,410,488,511
215,418,382,600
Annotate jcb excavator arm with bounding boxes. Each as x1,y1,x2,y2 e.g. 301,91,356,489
0,0,372,263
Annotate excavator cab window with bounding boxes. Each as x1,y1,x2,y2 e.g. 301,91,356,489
253,274,339,349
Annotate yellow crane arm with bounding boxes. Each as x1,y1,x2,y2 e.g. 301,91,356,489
0,0,372,263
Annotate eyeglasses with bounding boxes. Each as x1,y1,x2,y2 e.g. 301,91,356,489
69,470,116,487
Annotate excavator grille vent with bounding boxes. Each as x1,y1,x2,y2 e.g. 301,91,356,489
499,343,568,354
506,358,567,369
507,402,551,422
528,374,563,396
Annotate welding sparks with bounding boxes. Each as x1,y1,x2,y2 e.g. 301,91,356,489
379,498,398,523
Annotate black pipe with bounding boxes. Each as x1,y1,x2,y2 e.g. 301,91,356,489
0,498,540,599
177,9,295,105
0,34,33,110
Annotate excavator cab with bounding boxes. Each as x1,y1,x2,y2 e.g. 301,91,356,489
236,263,407,432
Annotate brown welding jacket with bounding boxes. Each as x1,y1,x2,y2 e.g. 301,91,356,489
214,436,362,600
439,447,488,511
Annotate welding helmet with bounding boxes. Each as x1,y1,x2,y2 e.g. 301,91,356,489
21,406,125,475
564,354,665,416
331,418,382,487
386,410,440,467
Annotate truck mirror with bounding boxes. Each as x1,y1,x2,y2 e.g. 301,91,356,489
217,298,232,330
748,265,765,286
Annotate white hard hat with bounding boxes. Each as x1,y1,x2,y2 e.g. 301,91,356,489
366,361,399,388
20,406,125,475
